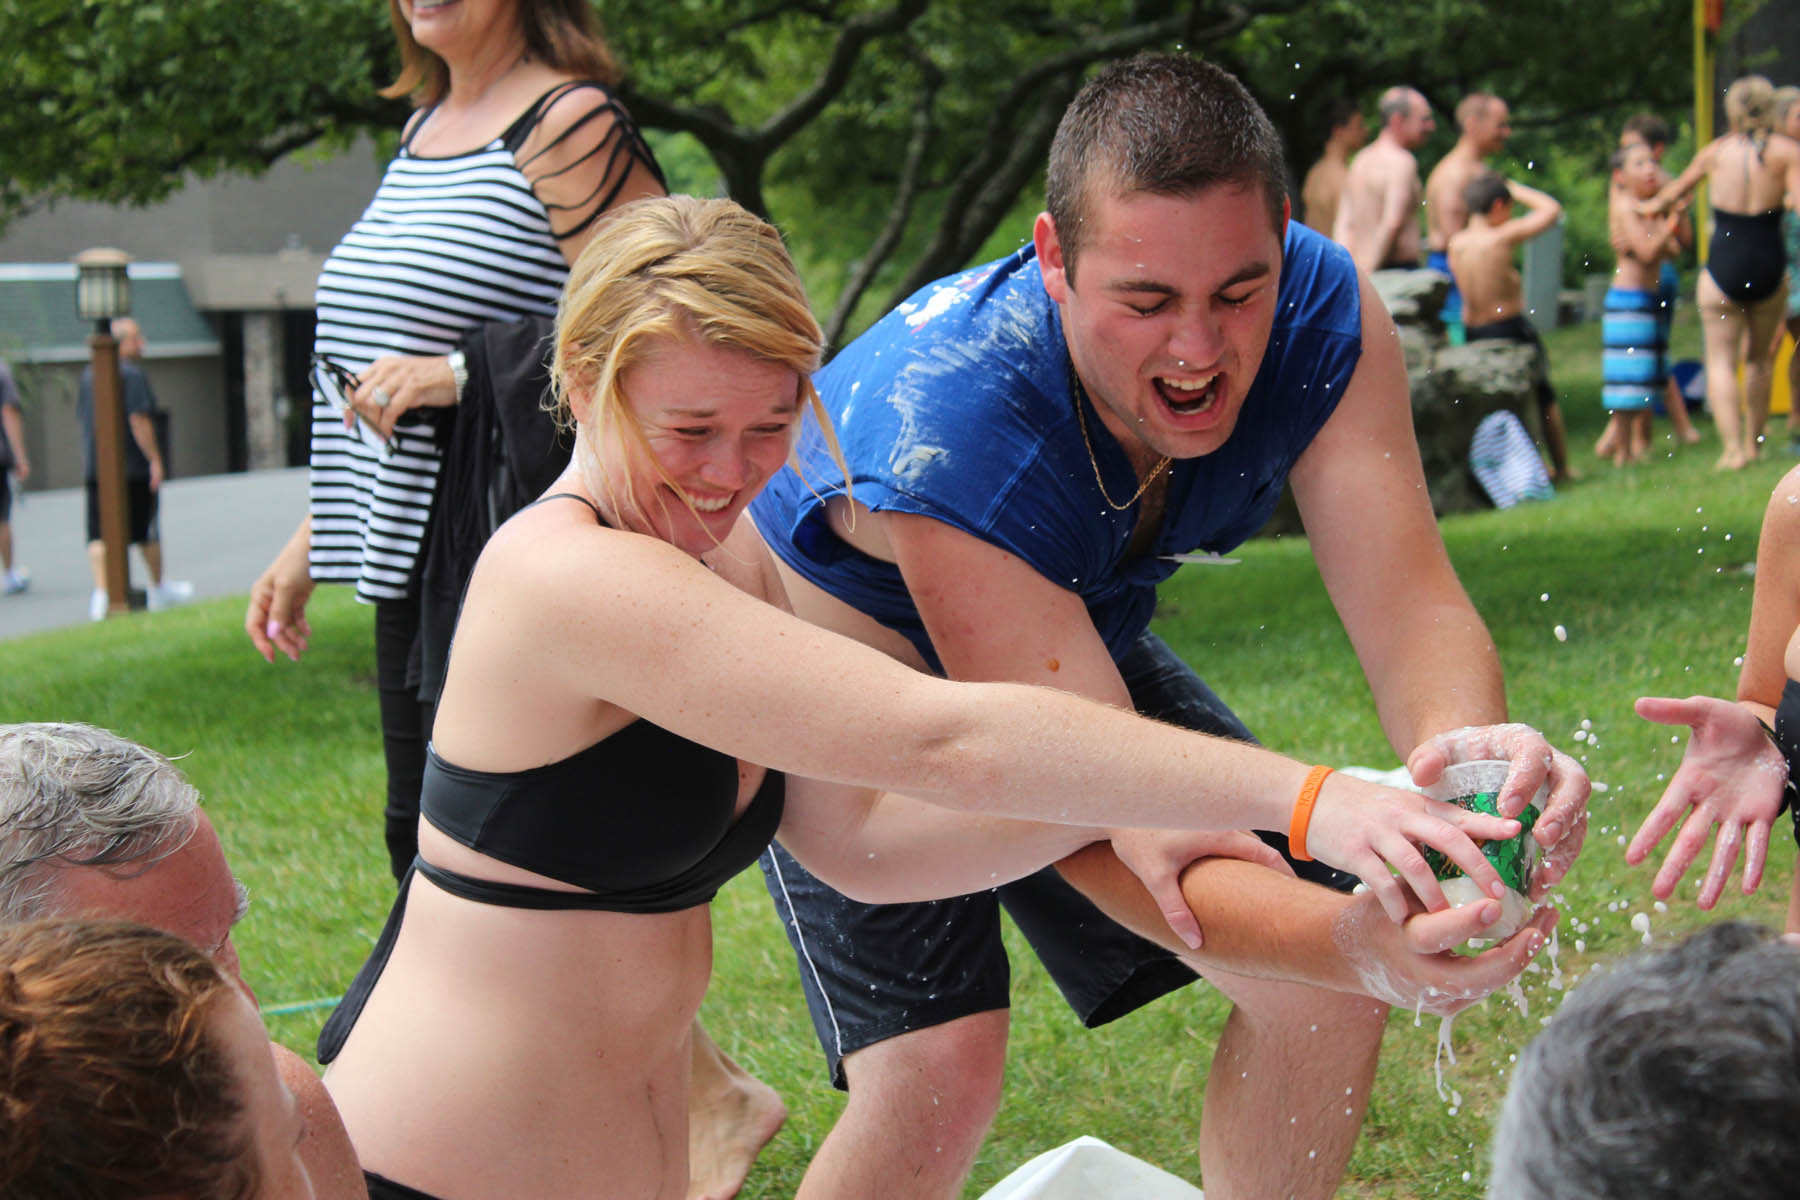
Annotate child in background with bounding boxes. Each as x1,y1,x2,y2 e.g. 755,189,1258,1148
1600,143,1685,466
1611,115,1702,450
1448,171,1573,481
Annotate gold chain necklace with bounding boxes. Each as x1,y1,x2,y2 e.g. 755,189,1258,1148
1070,360,1171,511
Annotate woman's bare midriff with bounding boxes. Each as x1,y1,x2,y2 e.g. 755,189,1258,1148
324,822,717,1200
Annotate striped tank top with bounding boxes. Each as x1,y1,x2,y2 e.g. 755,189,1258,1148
307,81,658,602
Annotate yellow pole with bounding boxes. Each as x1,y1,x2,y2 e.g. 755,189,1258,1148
1693,0,1713,258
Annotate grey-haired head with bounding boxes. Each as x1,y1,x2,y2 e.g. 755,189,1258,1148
0,722,200,922
1489,920,1800,1199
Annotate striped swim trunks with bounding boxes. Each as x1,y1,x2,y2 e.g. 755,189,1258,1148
1601,286,1666,412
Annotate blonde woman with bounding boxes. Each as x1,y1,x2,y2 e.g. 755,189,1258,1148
318,196,1525,1200
1642,75,1800,468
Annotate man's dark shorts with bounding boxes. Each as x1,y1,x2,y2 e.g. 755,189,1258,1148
761,630,1359,1088
84,479,157,545
0,472,11,525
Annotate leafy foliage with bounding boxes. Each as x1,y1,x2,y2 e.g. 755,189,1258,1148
9,0,1700,335
2,0,400,216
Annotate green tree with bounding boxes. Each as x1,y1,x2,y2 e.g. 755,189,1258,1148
6,0,1697,339
3,0,400,215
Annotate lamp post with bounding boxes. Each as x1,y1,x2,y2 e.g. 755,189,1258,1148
74,248,133,618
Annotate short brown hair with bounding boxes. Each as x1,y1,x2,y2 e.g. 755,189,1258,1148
0,918,255,1200
1046,53,1287,284
383,0,620,107
1455,92,1500,132
1463,170,1511,218
1622,112,1672,150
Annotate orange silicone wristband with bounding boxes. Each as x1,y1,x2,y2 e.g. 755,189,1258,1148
1288,764,1335,862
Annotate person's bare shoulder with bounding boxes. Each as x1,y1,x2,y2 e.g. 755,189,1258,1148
1378,143,1419,186
1765,465,1800,540
1424,154,1454,192
710,516,786,609
273,1045,369,1199
1444,223,1487,273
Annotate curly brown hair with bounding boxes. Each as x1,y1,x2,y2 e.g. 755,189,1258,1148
0,918,257,1200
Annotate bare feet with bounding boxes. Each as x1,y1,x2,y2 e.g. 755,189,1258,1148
1716,449,1749,471
1677,425,1703,445
687,1033,787,1200
1594,428,1619,459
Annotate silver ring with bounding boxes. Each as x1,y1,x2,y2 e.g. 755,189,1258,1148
371,387,392,410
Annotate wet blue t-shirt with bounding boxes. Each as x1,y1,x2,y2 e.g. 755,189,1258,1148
751,221,1363,672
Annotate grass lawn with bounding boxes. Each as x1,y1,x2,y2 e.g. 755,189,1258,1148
3,306,1794,1197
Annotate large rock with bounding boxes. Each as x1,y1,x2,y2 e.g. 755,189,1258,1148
1417,340,1544,515
1372,268,1451,328
1255,269,1546,537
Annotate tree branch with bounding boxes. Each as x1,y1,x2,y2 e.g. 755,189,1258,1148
875,0,1306,311
824,54,943,347
754,0,931,149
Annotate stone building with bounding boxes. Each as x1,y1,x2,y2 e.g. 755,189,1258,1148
0,141,383,490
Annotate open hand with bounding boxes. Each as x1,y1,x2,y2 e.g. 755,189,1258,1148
1627,695,1787,907
1332,890,1558,1016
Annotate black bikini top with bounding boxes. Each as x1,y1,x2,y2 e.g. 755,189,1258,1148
418,493,785,913
1770,680,1800,839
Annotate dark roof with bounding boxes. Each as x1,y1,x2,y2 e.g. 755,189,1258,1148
0,264,221,364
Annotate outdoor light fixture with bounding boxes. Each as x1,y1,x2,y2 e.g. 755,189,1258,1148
73,247,134,617
74,247,133,325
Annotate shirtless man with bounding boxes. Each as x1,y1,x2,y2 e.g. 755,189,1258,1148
1333,85,1435,273
751,55,1585,1200
1425,93,1512,329
1302,98,1367,235
1449,171,1574,480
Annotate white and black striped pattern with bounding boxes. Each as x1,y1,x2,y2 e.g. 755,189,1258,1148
1469,409,1555,510
308,140,567,601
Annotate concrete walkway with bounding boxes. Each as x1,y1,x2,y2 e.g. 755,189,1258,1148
0,468,310,642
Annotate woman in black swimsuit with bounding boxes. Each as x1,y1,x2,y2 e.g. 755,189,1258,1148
318,195,1528,1200
1641,75,1800,469
1631,462,1800,924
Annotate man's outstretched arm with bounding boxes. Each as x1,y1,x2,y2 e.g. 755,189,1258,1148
1290,269,1589,865
1057,843,1554,1015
